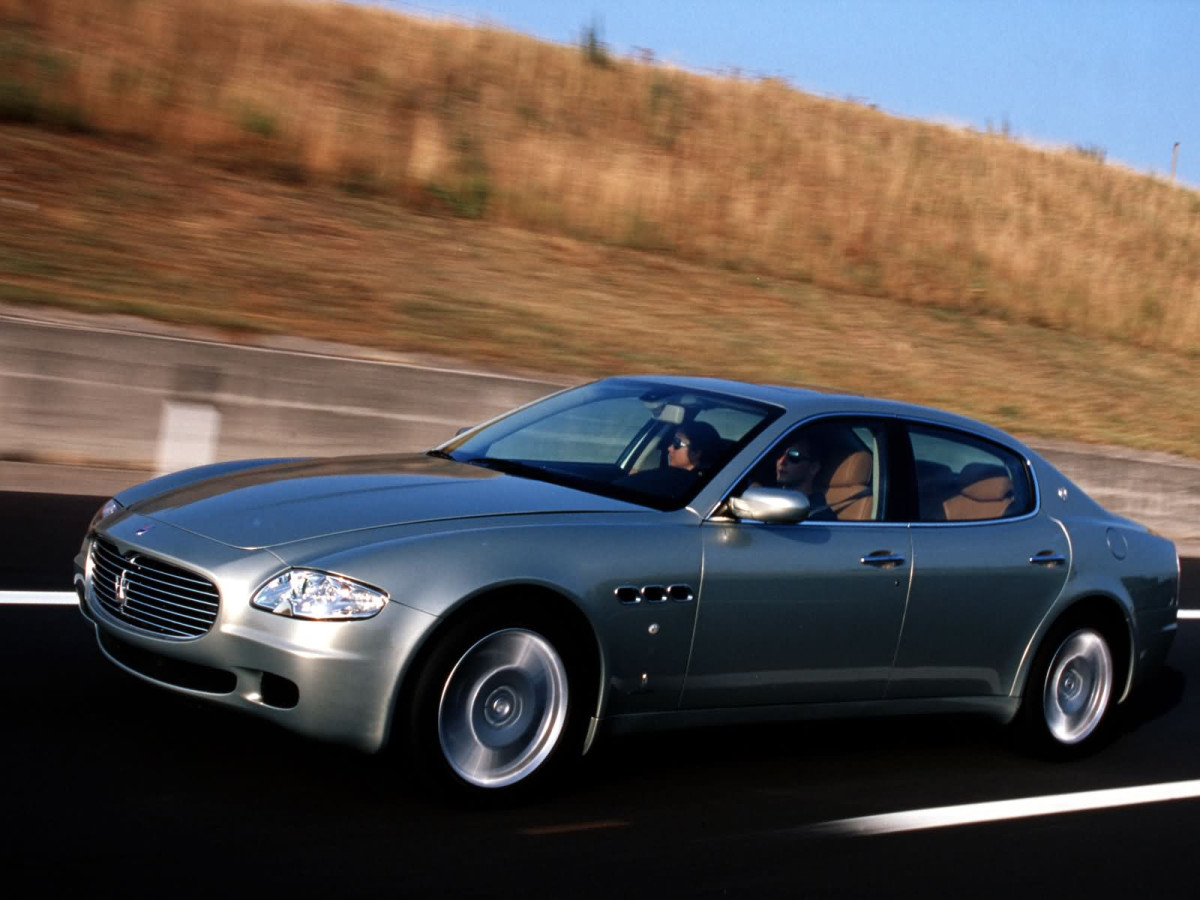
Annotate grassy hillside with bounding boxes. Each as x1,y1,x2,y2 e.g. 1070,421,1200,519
1,0,1198,457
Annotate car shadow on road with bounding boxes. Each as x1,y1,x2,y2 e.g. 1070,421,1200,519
1115,664,1187,733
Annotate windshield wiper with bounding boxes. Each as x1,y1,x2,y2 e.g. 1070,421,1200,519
459,457,547,477
460,458,568,487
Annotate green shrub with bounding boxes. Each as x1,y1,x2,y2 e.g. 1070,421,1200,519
580,19,612,68
43,101,91,132
427,173,490,218
0,79,39,123
338,166,383,197
1071,143,1107,163
238,103,279,138
427,136,492,218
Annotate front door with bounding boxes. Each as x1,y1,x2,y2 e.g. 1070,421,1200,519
683,520,912,708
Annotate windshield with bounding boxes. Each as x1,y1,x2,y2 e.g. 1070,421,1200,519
437,379,782,510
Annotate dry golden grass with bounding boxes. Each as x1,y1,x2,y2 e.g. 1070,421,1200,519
3,0,1198,352
2,0,1199,460
2,126,1198,459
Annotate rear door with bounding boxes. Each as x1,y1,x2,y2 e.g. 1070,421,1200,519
886,423,1070,699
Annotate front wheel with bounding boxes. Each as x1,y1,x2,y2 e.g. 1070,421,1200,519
1021,625,1115,754
410,616,584,797
439,628,570,789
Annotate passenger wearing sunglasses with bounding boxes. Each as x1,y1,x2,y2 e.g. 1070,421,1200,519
666,421,721,472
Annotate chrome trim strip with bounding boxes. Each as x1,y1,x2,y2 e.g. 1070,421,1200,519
705,410,1043,527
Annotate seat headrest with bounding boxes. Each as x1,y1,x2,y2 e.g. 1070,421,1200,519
957,463,1013,501
827,451,872,487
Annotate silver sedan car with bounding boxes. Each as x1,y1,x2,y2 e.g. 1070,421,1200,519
75,376,1179,795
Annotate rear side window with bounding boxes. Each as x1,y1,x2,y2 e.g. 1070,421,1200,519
907,426,1034,522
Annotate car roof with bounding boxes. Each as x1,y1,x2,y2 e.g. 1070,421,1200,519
610,374,1033,457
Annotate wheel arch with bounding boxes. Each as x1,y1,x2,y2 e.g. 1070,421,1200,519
385,581,607,752
1015,593,1134,705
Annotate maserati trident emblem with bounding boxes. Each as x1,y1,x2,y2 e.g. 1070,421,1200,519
115,570,130,608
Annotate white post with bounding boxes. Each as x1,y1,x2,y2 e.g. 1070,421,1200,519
155,401,220,476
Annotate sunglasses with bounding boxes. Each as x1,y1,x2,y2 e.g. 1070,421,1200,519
669,437,691,449
783,448,814,462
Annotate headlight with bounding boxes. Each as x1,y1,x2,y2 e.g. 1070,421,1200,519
88,498,123,532
251,570,389,620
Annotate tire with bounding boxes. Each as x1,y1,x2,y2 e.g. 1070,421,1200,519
409,612,585,797
1020,624,1116,755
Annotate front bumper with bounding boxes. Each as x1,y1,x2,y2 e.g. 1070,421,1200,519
75,515,438,753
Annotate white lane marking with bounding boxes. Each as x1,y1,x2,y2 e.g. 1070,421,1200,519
811,779,1200,836
0,591,78,606
1178,609,1200,620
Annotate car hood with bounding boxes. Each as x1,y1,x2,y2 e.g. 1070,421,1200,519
127,454,642,549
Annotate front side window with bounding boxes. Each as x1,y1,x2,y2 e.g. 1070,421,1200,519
441,380,782,510
907,425,1034,522
736,419,887,522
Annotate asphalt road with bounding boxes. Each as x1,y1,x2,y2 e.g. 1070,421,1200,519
3,491,1198,896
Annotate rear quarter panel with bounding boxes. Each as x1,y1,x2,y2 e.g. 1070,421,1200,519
1013,456,1178,701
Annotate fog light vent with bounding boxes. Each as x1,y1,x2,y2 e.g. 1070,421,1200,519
260,672,299,709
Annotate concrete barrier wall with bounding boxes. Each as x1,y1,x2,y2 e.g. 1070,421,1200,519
0,310,562,469
3,308,1197,553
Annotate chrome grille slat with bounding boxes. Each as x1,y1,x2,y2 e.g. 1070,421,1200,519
127,566,214,591
123,590,218,616
117,567,215,597
121,578,218,609
108,607,194,638
90,538,220,638
93,556,216,601
122,597,213,626
129,564,213,592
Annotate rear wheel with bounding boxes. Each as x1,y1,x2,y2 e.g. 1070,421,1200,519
1021,624,1115,754
410,612,585,797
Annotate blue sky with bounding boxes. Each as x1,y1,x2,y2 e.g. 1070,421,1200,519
368,0,1199,188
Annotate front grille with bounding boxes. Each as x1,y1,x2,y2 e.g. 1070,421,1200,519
90,538,220,638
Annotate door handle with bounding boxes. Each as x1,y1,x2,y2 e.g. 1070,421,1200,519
1029,551,1067,567
861,551,906,569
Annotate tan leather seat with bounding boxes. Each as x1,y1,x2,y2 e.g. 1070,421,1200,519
824,451,873,520
942,464,1014,521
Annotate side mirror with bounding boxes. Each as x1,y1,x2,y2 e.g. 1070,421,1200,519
727,487,812,524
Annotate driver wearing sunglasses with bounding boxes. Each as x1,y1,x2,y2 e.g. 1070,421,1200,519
667,421,721,472
776,438,822,495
